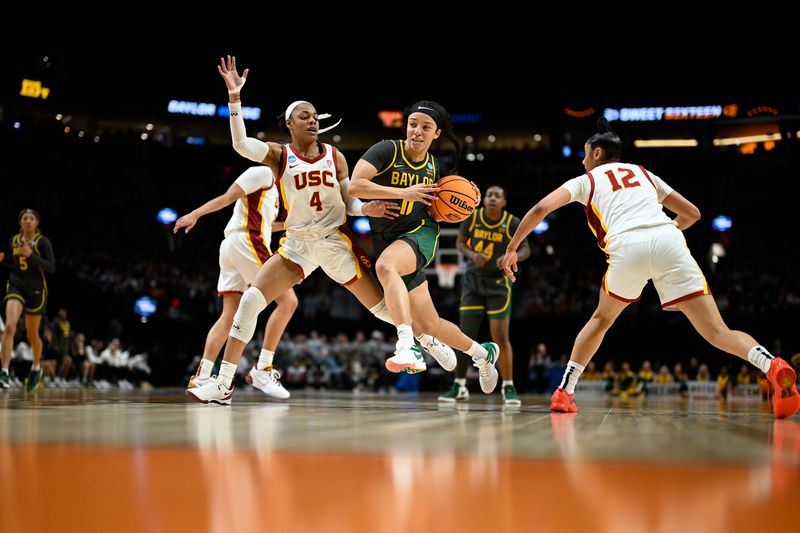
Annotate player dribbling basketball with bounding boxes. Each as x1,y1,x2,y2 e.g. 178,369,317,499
349,101,501,395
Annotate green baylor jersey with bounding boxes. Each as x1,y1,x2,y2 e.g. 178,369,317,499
360,139,440,237
461,208,520,277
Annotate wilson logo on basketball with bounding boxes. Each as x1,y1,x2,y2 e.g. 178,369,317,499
449,196,472,210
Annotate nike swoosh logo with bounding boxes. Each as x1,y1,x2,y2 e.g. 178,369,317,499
289,164,300,168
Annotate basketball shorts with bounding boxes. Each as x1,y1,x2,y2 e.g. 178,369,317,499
4,281,48,315
459,271,512,319
603,224,709,309
372,218,440,291
277,225,370,285
217,233,270,294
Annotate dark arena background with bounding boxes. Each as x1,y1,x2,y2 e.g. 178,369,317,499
1,35,799,532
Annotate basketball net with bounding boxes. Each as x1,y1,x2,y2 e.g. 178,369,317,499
435,264,458,289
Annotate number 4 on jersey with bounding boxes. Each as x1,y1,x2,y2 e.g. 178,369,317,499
309,191,322,211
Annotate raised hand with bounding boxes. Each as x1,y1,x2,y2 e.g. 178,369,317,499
174,212,199,234
400,183,440,205
217,55,249,94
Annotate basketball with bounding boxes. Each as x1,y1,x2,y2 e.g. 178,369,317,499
428,175,479,223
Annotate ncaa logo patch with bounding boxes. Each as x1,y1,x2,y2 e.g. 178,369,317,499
427,162,433,169
288,155,297,163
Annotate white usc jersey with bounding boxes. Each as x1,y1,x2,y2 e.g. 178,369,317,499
561,162,675,251
223,166,279,261
278,143,345,239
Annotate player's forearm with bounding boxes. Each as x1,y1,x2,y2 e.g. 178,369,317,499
339,178,365,215
508,207,543,252
193,193,237,219
456,240,476,261
515,240,531,262
348,178,404,200
229,102,269,163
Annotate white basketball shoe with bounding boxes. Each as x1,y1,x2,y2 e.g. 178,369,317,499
246,366,291,399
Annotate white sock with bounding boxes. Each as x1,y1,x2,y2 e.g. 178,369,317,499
560,361,586,394
258,349,275,370
32,364,40,371
198,358,214,379
396,324,414,351
465,341,487,359
503,380,514,387
747,345,774,374
1,368,8,375
218,361,237,388
455,377,466,387
415,333,433,346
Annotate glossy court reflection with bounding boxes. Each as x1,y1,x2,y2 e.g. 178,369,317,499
1,390,798,532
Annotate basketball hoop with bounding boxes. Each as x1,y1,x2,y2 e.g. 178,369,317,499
435,263,459,288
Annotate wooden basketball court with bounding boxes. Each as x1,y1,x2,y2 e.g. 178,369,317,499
1,389,797,532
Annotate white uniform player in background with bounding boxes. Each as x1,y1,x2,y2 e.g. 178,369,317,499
502,117,799,420
187,56,457,405
174,165,296,400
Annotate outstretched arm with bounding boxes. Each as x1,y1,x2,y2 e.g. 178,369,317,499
174,182,246,234
337,151,400,219
218,55,281,168
662,191,701,231
501,187,571,281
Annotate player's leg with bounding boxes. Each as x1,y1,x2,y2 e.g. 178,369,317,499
189,293,241,388
408,282,499,393
188,255,302,405
373,240,417,327
24,314,44,391
192,237,249,388
439,274,482,402
0,299,23,388
675,294,798,419
247,288,298,400
490,317,520,406
552,290,629,412
485,275,519,405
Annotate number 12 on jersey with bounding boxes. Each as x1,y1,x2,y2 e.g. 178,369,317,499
604,168,640,192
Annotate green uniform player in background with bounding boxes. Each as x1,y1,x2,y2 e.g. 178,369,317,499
439,186,530,405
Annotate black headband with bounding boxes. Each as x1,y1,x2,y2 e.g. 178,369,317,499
413,105,442,129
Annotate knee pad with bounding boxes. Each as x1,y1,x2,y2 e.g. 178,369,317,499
230,287,267,342
369,299,394,326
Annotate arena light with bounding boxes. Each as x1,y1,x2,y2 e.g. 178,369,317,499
711,215,732,232
134,296,157,318
712,133,781,146
353,217,371,234
634,139,698,148
561,146,572,158
533,219,549,234
157,208,178,224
